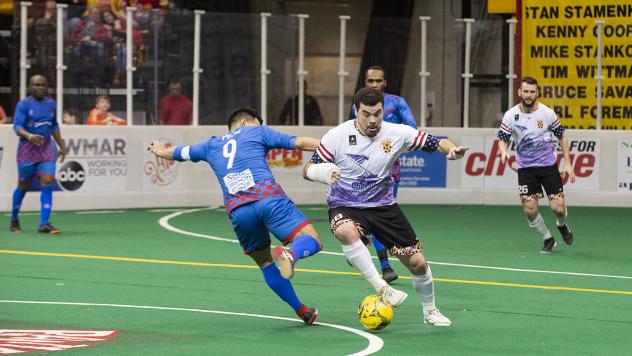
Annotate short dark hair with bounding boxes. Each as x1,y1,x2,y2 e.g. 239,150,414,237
366,65,385,78
227,106,263,129
353,87,384,110
521,76,538,86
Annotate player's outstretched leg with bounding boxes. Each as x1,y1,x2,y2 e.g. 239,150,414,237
10,187,27,232
401,252,451,327
261,263,318,325
371,234,398,283
342,238,407,307
273,234,321,279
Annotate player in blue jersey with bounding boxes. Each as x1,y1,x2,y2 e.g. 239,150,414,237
349,66,417,283
147,107,323,324
10,75,66,234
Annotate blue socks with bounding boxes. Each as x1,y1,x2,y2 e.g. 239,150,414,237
261,264,302,311
289,234,321,260
11,187,27,221
371,234,391,270
40,184,53,227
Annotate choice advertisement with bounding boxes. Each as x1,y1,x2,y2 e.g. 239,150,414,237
56,134,128,192
460,136,600,191
143,136,183,190
520,0,632,129
618,140,632,191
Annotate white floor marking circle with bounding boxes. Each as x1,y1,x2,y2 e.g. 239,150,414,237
0,300,383,356
159,207,632,280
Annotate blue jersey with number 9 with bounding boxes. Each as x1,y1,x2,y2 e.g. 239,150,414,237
172,125,297,213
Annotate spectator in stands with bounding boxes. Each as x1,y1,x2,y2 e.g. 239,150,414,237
62,108,79,125
0,104,7,124
158,79,192,125
86,95,126,125
70,6,110,81
101,9,143,86
33,1,57,75
278,81,323,126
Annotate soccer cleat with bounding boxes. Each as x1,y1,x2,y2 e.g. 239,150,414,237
296,305,318,325
10,219,22,232
541,237,556,253
38,223,61,234
423,308,452,326
382,265,398,283
557,224,574,245
272,246,295,279
379,285,408,307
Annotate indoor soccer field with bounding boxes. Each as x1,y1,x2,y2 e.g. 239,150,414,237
1,204,631,355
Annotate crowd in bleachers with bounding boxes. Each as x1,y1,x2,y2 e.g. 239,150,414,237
19,0,192,125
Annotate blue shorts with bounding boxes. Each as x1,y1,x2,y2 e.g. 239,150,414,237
230,196,311,254
18,160,56,183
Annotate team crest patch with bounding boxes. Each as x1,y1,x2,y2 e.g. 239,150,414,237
537,120,544,129
381,139,393,154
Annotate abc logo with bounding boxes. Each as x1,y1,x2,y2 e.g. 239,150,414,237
58,161,85,191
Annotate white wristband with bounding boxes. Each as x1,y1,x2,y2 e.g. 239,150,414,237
306,163,340,185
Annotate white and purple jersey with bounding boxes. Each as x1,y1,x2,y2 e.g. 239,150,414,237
311,120,440,208
497,103,565,169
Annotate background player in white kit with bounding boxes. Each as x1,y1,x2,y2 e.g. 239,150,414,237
497,76,576,253
303,87,468,326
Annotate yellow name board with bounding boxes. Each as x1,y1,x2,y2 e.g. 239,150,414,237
521,0,632,129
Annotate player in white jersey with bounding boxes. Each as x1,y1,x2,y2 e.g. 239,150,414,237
497,76,576,253
303,87,468,326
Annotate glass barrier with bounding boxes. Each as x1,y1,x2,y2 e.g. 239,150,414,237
11,7,538,129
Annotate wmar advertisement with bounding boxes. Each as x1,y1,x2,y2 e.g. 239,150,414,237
56,134,128,192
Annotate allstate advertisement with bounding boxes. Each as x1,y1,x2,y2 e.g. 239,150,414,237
398,149,447,188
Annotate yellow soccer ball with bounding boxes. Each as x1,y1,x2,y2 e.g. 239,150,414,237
357,295,393,330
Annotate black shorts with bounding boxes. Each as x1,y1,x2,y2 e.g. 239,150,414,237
328,204,422,256
517,164,564,199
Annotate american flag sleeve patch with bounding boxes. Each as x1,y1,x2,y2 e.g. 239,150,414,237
550,119,565,139
497,130,511,142
316,144,334,162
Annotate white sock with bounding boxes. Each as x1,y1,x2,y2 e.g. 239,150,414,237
555,209,568,227
527,214,552,240
412,265,436,313
342,239,387,293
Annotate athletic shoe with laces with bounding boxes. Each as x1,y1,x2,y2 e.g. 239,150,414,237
423,308,452,326
541,237,556,253
296,305,318,325
557,224,574,245
10,219,22,232
379,285,408,307
38,223,61,234
272,246,295,279
382,265,398,283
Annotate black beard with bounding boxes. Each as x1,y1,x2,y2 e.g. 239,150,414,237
521,99,534,110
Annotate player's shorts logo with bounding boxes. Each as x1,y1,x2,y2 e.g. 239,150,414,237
58,161,86,191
